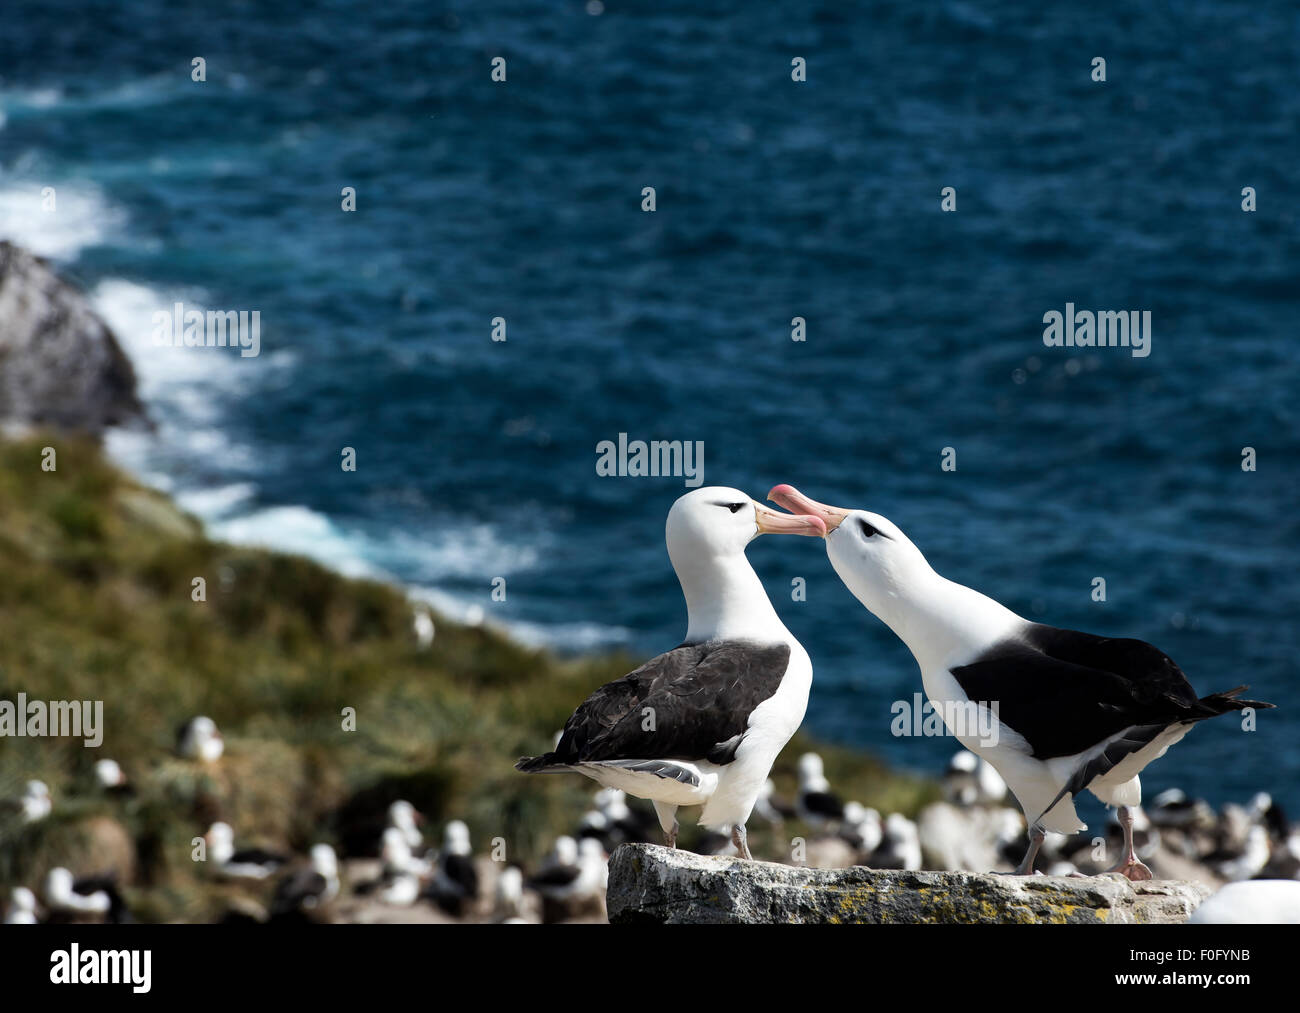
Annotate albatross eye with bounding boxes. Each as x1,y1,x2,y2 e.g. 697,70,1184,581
858,518,879,538
726,503,745,514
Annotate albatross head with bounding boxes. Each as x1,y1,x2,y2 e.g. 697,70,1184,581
666,486,825,560
767,484,932,619
666,486,824,643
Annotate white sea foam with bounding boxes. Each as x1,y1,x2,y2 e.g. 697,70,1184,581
174,483,258,519
0,184,622,653
408,585,630,651
204,505,628,651
209,506,380,580
0,183,125,260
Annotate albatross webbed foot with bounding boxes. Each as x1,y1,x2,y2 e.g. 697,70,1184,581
1106,857,1154,881
1106,805,1154,881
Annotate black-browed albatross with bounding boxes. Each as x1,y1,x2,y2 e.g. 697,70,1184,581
516,486,825,859
769,484,1275,878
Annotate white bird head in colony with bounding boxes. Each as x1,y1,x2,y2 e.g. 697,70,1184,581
594,787,629,818
442,820,472,856
387,799,415,823
666,486,825,644
387,799,424,845
310,844,339,880
179,716,225,763
205,822,236,864
381,827,414,866
44,868,109,914
496,865,524,905
5,886,38,924
797,752,830,791
21,780,51,822
550,835,578,867
94,759,126,788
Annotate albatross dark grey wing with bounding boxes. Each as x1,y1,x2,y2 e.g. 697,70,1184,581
516,640,791,772
950,623,1274,761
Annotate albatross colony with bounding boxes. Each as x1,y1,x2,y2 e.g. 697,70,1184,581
768,484,1276,879
516,486,825,859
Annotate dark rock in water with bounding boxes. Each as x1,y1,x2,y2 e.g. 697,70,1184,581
0,241,144,435
607,844,1211,924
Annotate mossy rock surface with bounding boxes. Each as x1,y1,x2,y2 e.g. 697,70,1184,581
607,844,1212,924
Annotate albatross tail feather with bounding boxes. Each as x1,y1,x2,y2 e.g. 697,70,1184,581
1032,685,1277,826
1198,685,1276,714
515,754,571,774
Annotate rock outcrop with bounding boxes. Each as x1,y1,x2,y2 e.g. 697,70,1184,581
607,844,1211,924
0,241,144,435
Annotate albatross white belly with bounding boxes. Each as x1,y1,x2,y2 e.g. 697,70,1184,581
699,643,812,829
922,664,1088,835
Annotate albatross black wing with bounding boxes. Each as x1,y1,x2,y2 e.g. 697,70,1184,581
516,640,790,771
951,624,1274,822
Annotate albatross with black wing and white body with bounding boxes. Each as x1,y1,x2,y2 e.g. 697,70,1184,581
769,484,1276,879
516,486,825,859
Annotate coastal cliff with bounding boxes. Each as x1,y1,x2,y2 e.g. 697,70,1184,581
0,241,143,435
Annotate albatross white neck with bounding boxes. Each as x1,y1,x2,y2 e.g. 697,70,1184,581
674,550,790,646
830,553,1023,672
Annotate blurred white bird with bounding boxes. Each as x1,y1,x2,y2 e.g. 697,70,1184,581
177,716,224,762
871,813,922,871
796,753,844,828
94,759,129,792
4,887,37,924
1190,881,1300,924
840,802,883,856
412,609,435,649
44,868,109,917
205,822,288,880
428,820,479,916
386,800,424,851
494,866,529,923
19,780,51,823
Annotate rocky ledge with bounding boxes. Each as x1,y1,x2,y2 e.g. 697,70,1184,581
607,844,1211,924
0,240,144,435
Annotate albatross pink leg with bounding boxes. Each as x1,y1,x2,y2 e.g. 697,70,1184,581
1014,824,1046,875
1106,805,1153,881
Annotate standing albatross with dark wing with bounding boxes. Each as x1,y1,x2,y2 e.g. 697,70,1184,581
769,484,1275,879
516,486,825,859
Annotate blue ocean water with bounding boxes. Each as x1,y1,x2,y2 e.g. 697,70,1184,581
3,1,1297,815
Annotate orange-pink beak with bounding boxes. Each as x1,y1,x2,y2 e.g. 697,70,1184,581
754,501,826,537
767,484,850,534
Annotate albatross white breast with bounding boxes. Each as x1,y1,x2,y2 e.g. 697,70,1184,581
516,486,825,859
769,483,1276,878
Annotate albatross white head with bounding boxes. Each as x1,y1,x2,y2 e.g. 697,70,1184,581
5,887,37,924
179,716,225,763
666,486,825,644
768,484,1021,669
20,780,52,823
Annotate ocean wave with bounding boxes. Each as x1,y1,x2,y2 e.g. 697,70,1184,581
0,182,125,260
408,585,631,652
174,483,258,519
203,505,630,651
